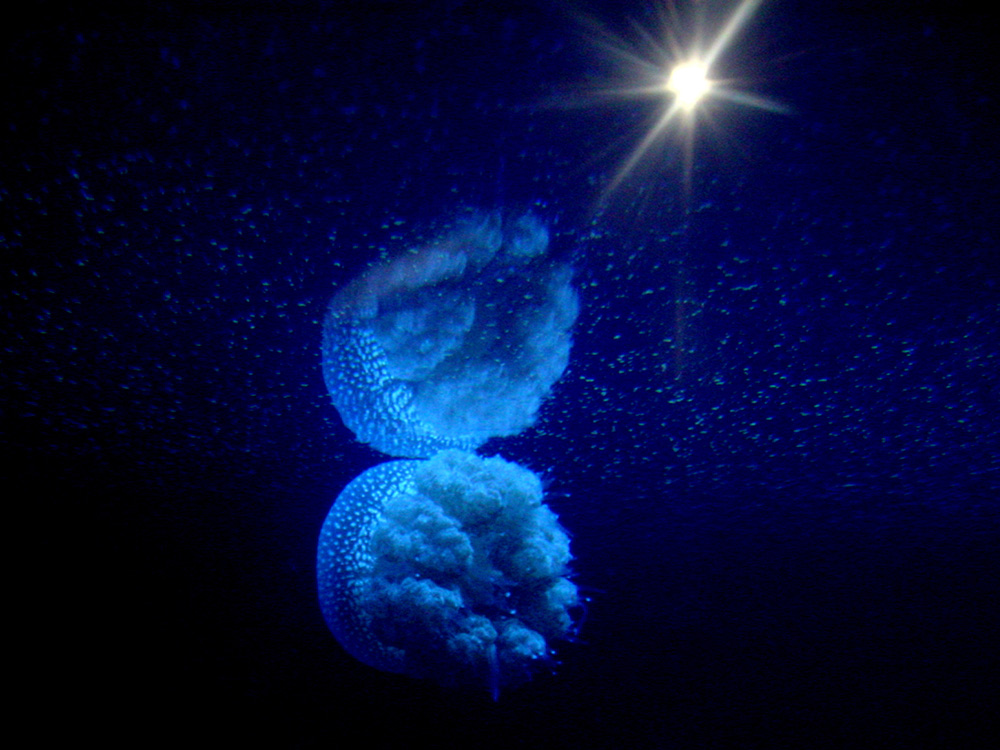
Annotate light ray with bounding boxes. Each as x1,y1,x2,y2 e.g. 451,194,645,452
703,0,763,67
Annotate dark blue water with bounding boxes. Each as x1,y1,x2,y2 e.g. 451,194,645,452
5,1,997,746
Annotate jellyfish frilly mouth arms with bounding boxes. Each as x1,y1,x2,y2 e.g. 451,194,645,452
330,241,472,320
316,450,580,694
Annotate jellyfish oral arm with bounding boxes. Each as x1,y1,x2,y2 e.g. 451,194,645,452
317,451,580,694
331,243,470,318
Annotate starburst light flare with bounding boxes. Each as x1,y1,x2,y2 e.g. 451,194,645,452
580,0,787,202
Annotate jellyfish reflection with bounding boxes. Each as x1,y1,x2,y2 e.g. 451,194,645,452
321,211,579,458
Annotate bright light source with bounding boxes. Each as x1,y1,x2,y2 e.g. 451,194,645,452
666,61,711,110
573,0,787,202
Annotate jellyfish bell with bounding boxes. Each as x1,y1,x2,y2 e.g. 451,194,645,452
322,211,579,458
316,449,580,695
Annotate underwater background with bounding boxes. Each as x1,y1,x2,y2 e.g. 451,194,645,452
5,0,998,746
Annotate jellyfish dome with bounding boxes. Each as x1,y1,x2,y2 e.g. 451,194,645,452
317,449,580,695
322,211,579,458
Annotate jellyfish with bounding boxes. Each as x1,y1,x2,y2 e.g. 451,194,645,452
321,211,579,458
317,449,580,695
